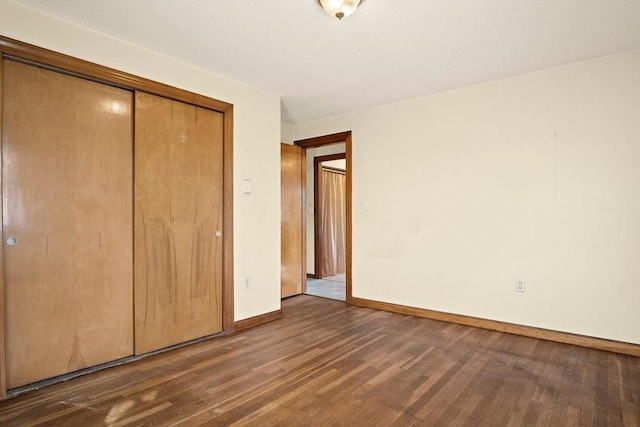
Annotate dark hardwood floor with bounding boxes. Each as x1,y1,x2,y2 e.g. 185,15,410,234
1,295,638,426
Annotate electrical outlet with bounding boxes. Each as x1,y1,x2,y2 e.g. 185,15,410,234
516,279,525,293
244,276,251,288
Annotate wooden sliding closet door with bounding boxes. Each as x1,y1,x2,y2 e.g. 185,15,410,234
134,92,223,354
2,60,134,388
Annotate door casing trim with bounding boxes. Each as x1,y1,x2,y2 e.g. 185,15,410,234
295,131,352,303
313,152,346,280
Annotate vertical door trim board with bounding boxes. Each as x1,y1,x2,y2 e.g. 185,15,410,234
222,108,234,332
0,54,6,400
313,153,346,280
300,148,307,294
0,37,235,397
294,131,352,303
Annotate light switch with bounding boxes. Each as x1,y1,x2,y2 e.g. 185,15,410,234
243,179,253,194
309,205,315,214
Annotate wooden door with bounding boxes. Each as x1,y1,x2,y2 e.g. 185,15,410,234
2,60,134,388
134,92,223,354
281,144,305,298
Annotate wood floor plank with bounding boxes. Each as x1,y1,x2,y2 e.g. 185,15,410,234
0,295,638,426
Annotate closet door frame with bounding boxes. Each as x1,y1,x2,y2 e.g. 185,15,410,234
0,36,235,399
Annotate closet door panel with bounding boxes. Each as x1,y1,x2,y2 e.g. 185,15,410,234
134,92,223,354
2,60,134,388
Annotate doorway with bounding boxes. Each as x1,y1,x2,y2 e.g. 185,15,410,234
294,131,352,303
306,153,346,300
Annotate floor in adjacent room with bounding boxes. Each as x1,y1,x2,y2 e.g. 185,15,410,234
305,272,346,301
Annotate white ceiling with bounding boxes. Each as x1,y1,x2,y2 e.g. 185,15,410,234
16,0,640,125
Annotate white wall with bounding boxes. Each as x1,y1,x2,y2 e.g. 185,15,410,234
305,144,346,274
323,159,346,170
0,1,282,321
281,122,296,144
295,51,640,344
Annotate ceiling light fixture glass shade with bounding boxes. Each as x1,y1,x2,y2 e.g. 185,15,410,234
318,0,362,20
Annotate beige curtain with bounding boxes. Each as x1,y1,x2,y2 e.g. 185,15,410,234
321,168,346,276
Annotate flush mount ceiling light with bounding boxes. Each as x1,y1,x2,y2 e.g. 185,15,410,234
318,0,362,20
